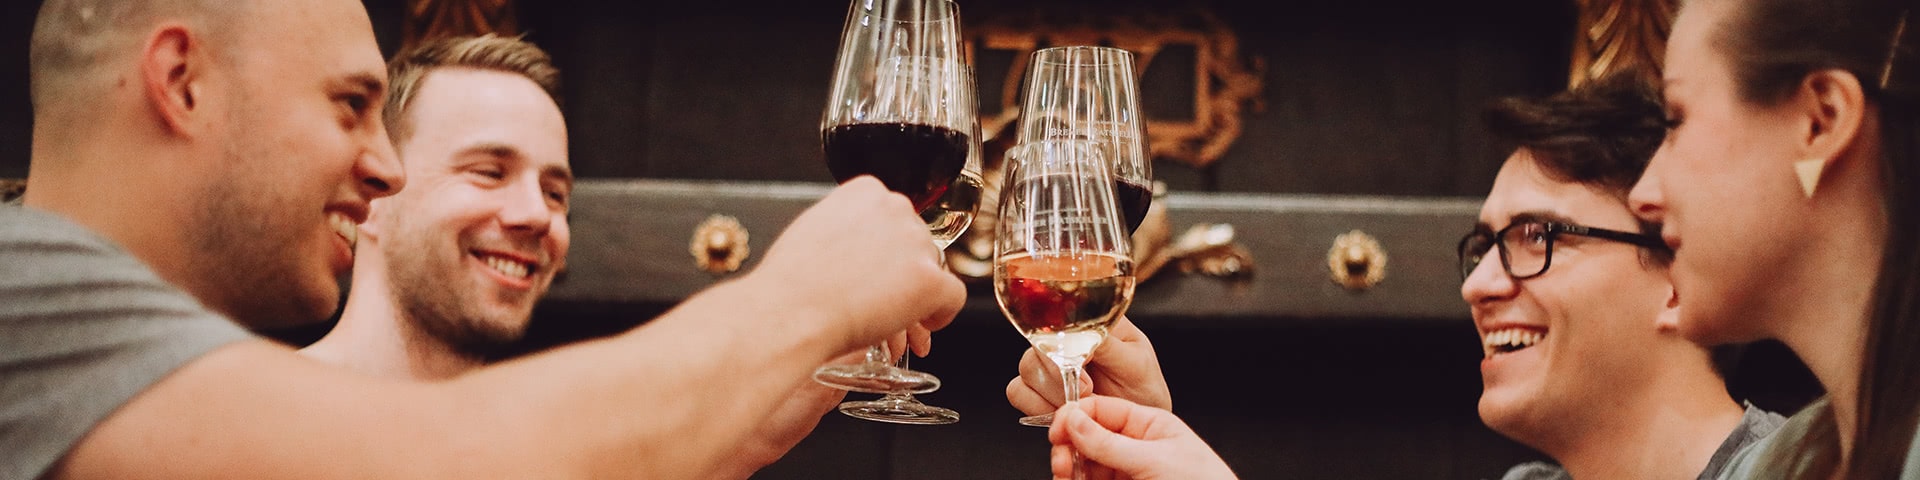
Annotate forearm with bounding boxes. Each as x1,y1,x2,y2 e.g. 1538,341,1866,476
60,277,851,480
444,275,849,478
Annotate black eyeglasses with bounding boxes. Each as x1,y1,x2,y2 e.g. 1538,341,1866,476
1457,220,1669,280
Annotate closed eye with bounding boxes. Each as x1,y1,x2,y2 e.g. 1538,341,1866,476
471,166,506,180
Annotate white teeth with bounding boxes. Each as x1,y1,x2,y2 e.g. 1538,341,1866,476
481,255,531,279
1483,328,1544,356
328,213,357,248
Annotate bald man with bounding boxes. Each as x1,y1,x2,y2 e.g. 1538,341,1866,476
0,1,963,478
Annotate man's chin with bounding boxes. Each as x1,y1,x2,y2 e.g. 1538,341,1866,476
1477,393,1531,433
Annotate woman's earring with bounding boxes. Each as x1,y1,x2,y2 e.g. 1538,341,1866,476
1795,159,1827,198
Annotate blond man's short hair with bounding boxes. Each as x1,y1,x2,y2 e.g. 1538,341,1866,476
385,34,561,143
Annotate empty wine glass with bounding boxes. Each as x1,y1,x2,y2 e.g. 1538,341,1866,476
1017,46,1153,234
992,139,1136,439
814,0,972,403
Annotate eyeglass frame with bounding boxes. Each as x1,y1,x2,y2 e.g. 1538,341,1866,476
1456,220,1670,281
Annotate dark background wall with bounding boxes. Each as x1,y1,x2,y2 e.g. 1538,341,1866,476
0,1,1820,479
0,0,1574,197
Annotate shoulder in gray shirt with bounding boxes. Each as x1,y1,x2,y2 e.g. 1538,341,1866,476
1499,403,1788,480
0,206,251,480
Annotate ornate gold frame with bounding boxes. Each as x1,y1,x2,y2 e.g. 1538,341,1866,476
967,7,1266,170
402,0,520,51
1568,0,1676,87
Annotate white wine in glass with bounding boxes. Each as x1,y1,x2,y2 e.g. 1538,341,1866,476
993,139,1136,439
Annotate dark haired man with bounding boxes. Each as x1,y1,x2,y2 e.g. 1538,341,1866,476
1462,71,1783,479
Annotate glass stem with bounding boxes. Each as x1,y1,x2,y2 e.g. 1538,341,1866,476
1060,360,1087,480
886,354,918,400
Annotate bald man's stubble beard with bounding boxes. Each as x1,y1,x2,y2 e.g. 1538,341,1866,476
189,131,340,327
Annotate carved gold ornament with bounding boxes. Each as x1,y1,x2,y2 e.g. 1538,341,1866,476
403,0,519,51
1328,230,1386,291
690,214,750,275
1162,223,1254,281
1569,0,1676,88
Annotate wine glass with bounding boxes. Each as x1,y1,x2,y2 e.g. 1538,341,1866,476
814,0,973,398
992,139,1136,435
832,69,986,425
1017,46,1153,234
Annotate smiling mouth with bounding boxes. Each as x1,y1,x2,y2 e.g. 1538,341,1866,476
474,252,535,279
328,212,358,248
1483,328,1545,357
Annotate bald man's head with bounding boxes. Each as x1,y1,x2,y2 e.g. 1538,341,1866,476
25,0,405,327
29,0,249,115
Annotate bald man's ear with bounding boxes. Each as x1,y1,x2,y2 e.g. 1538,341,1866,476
140,24,202,136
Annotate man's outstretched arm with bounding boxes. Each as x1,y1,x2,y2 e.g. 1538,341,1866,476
56,177,966,479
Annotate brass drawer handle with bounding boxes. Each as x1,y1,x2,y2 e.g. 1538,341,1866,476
691,215,750,275
1328,230,1386,291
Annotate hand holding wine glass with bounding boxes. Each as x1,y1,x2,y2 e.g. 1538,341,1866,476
749,177,964,352
1006,315,1171,415
831,67,989,425
1048,397,1239,480
813,0,974,422
994,139,1136,479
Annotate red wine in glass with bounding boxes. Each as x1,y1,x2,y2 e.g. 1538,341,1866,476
1113,179,1152,234
823,122,970,213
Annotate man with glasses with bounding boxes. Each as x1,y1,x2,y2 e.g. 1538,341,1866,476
1457,70,1783,480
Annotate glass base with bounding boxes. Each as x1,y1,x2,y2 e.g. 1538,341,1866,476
840,396,960,425
1018,412,1054,427
813,363,942,394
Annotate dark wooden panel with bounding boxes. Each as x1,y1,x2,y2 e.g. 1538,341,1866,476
504,0,1570,197
552,179,1482,323
0,0,1575,198
0,0,36,179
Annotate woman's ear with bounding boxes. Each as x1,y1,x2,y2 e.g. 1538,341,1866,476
1790,69,1870,197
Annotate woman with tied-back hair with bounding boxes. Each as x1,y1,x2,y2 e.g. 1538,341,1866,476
1628,0,1920,477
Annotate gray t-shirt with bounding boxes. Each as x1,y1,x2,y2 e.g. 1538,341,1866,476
0,207,251,480
1500,403,1788,480
1714,397,1920,479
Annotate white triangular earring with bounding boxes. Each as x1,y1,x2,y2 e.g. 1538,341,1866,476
1795,159,1827,198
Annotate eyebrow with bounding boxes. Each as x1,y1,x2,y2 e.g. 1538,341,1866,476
543,164,575,185
341,72,387,99
459,142,523,160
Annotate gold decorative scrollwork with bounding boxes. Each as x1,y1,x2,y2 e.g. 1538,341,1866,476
1569,0,1676,88
403,0,519,51
967,6,1266,170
